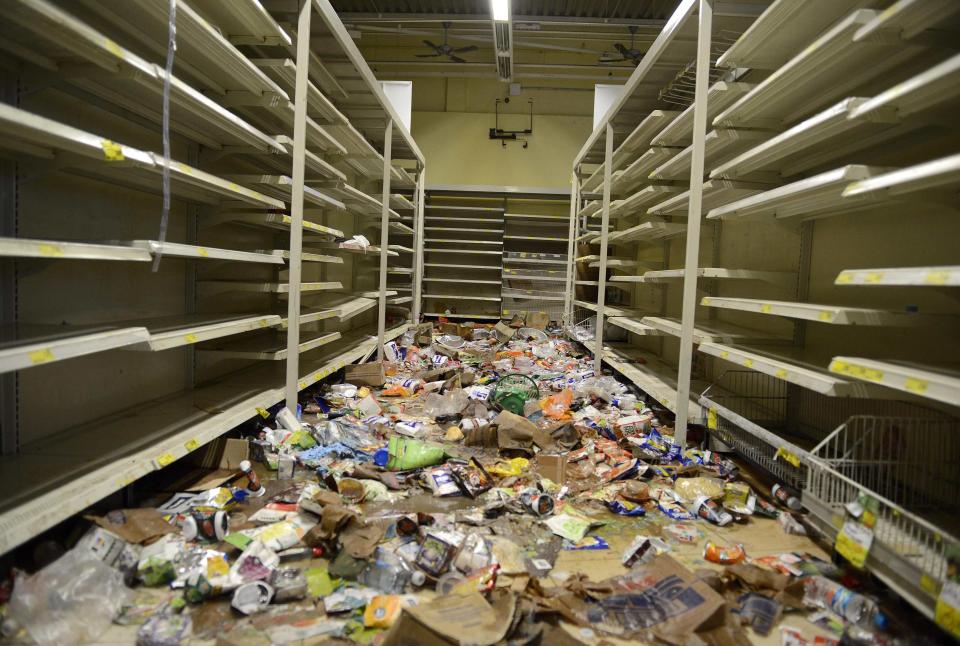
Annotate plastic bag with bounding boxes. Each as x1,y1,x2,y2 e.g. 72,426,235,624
540,388,573,419
422,389,469,417
9,547,131,646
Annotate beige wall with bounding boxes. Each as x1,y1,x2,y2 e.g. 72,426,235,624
411,110,592,188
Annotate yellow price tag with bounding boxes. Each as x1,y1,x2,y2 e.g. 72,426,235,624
184,438,199,451
701,297,711,305
835,519,873,569
37,243,63,257
256,407,270,419
197,247,209,257
184,333,199,344
719,351,729,359
760,303,772,313
743,359,754,368
100,139,125,161
29,348,55,365
707,407,718,430
936,580,960,638
865,271,884,284
774,446,801,468
775,368,788,379
836,272,853,284
156,452,176,467
818,310,833,322
926,271,949,286
298,381,307,390
921,574,941,596
905,377,928,394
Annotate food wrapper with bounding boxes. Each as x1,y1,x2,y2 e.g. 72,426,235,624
703,541,746,564
674,476,725,502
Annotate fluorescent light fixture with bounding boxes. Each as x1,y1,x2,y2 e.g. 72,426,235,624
491,0,509,22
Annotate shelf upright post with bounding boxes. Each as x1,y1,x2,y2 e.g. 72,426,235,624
593,124,614,374
674,0,713,446
284,0,312,410
563,171,578,327
412,168,425,322
376,119,394,360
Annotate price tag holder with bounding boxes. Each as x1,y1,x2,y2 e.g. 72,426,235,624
936,579,960,638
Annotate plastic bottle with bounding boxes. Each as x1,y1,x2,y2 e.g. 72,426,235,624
803,576,881,627
239,460,265,497
359,549,412,594
772,484,802,511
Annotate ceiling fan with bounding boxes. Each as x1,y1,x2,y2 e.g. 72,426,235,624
600,26,644,66
417,21,478,63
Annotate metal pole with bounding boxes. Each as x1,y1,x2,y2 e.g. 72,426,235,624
411,169,425,322
674,0,713,446
376,119,394,359
284,0,312,410
563,171,578,327
593,124,613,374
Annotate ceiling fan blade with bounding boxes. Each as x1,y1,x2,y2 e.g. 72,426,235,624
614,43,629,55
416,53,442,57
449,55,467,64
422,40,439,50
452,45,478,53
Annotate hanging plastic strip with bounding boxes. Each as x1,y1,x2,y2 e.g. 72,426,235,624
152,0,177,272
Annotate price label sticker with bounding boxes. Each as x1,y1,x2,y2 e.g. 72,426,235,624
905,377,928,394
707,407,718,430
156,452,176,468
936,579,960,638
256,407,270,419
37,243,63,257
184,333,199,344
835,519,873,569
775,446,801,468
29,348,55,365
775,368,788,379
760,303,772,313
184,438,200,452
818,310,833,322
100,139,125,161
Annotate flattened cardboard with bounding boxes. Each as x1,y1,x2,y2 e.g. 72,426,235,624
526,311,549,329
172,438,250,492
537,454,567,485
345,362,385,387
383,590,514,646
86,508,175,545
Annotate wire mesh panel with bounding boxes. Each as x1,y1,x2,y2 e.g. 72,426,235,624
502,251,568,322
698,370,805,488
811,416,960,515
804,416,960,615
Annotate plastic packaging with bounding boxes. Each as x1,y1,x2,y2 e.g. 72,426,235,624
8,548,131,646
691,496,734,527
376,436,446,471
360,548,414,593
232,581,274,615
422,390,470,417
703,542,746,564
541,388,573,419
803,576,879,627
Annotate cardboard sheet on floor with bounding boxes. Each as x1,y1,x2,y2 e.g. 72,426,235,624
167,438,249,492
383,590,514,646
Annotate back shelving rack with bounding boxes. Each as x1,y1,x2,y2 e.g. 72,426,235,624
0,0,424,556
565,0,960,623
419,194,505,321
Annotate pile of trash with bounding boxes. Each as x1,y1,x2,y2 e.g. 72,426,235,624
1,318,903,645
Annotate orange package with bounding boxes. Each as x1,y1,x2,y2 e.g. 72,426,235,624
381,384,410,397
541,388,573,419
703,541,746,565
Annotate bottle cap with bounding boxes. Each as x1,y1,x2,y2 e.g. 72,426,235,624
239,460,252,472
374,448,389,467
411,570,426,586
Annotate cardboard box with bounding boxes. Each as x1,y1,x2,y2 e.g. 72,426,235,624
537,454,567,484
345,362,385,387
175,438,250,491
494,321,516,342
526,311,549,329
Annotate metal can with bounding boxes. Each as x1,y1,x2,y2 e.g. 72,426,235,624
232,581,274,615
519,488,555,516
181,509,228,542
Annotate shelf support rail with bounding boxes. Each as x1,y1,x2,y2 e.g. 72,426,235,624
284,0,312,410
673,0,713,446
376,119,393,360
593,124,614,374
412,168,426,322
563,171,578,326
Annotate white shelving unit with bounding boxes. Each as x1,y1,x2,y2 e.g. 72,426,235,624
0,0,424,558
565,1,960,621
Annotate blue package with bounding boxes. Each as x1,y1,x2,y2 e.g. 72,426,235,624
606,501,646,516
658,500,695,521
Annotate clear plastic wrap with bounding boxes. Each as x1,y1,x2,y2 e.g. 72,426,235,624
9,547,131,646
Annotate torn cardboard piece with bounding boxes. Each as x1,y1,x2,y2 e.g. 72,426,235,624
383,590,515,646
85,508,175,545
494,410,555,453
345,362,385,387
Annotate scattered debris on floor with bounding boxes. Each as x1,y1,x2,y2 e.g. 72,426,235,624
0,319,928,645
